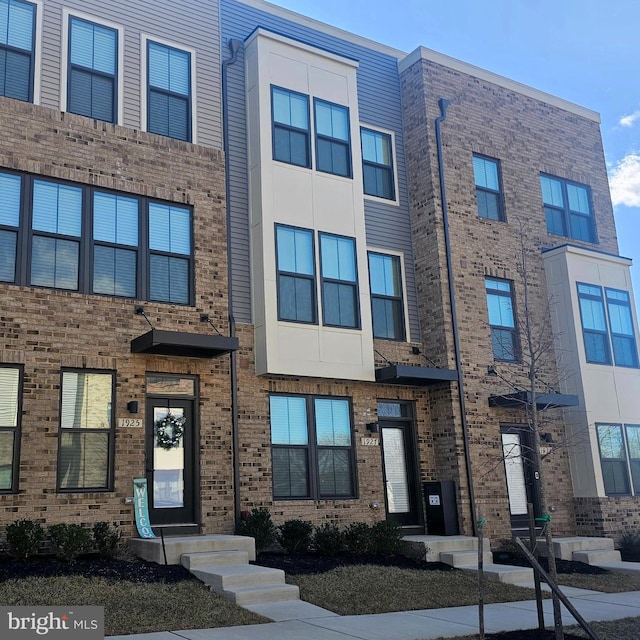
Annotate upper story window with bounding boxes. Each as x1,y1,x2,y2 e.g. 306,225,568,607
0,0,35,102
541,175,595,243
0,364,22,493
276,224,316,323
320,233,359,328
315,99,351,177
596,423,640,496
270,394,355,500
68,16,117,123
147,41,191,142
473,155,504,221
58,369,114,491
485,278,518,361
577,283,638,367
368,252,404,340
0,169,193,304
272,86,310,168
361,128,394,200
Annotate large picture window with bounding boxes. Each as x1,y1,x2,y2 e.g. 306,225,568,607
0,365,22,492
485,278,518,361
67,16,117,123
368,252,404,340
276,225,316,323
58,370,114,491
147,40,191,141
540,174,595,243
320,233,359,328
271,86,310,168
1,171,193,304
0,0,36,102
270,394,355,499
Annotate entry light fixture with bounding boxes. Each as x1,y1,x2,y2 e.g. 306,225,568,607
487,365,498,376
366,422,379,434
540,433,554,443
127,401,139,414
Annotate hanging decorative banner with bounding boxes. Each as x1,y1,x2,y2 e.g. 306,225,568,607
133,478,156,538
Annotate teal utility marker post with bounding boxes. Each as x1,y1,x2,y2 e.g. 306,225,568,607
133,478,155,538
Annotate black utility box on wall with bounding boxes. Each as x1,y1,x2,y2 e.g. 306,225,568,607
424,481,459,535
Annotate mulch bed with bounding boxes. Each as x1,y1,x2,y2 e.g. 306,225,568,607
0,554,192,583
493,551,608,575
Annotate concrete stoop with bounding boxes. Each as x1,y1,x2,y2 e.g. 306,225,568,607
538,536,622,565
401,535,533,585
130,535,301,606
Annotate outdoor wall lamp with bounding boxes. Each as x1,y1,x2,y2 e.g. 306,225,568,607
366,422,379,433
487,365,497,376
127,401,139,414
540,433,554,443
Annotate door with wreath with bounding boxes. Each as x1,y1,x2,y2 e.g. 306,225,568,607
145,397,196,528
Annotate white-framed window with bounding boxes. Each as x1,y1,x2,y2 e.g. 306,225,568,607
60,9,123,125
141,34,196,143
361,125,399,204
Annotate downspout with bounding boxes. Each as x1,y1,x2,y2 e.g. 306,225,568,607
222,38,244,525
434,97,477,535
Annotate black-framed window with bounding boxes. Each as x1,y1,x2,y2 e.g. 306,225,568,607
485,278,518,361
577,283,611,364
473,155,504,221
58,369,114,491
627,424,640,495
606,288,639,367
361,128,394,199
147,40,191,141
315,99,351,177
540,174,595,243
270,394,355,499
0,169,193,304
68,16,117,123
320,233,359,328
368,252,404,340
276,224,316,323
595,423,640,496
271,86,310,168
0,0,35,102
0,364,22,493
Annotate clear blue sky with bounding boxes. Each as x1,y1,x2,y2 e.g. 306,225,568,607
268,0,640,310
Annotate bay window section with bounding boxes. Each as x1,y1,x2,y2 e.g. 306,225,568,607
320,233,359,328
626,425,640,494
0,365,21,492
606,288,639,367
276,225,316,323
577,284,611,364
271,86,310,167
58,370,114,491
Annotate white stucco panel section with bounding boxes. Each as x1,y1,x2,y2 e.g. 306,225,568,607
246,28,374,380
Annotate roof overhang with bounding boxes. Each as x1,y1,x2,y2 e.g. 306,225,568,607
488,391,579,410
375,364,457,386
131,329,239,358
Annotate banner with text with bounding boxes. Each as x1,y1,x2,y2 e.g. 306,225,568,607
133,478,155,538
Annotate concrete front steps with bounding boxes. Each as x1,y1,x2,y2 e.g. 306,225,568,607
402,535,534,585
130,534,300,606
538,536,622,565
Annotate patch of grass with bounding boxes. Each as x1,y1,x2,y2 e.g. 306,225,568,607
430,616,640,640
556,570,640,593
0,575,267,636
289,565,544,615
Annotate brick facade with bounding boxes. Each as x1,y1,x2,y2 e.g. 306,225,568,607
400,56,618,540
0,98,234,538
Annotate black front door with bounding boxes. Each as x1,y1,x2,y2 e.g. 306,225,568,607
379,402,421,527
501,425,540,533
146,397,196,527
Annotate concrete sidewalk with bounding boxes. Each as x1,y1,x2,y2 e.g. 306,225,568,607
108,589,640,640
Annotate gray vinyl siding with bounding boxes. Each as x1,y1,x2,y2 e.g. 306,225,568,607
37,0,222,148
221,0,420,341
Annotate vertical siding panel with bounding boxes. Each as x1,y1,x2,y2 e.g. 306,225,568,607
221,0,420,339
